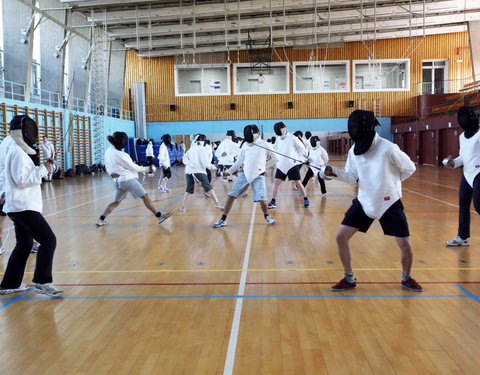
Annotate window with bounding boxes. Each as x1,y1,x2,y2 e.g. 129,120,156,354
234,63,289,95
353,59,410,92
421,60,448,94
0,50,4,87
293,61,349,93
31,59,41,97
174,64,230,96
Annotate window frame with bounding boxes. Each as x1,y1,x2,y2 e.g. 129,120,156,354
31,59,41,97
293,60,350,93
352,58,410,92
233,62,290,95
174,63,231,97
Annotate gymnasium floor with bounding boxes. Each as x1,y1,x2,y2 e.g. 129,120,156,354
1,162,479,375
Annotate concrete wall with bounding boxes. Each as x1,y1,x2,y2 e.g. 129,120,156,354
2,0,32,89
38,0,65,97
67,11,90,102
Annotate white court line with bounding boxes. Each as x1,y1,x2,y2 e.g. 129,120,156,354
42,181,111,201
409,177,458,191
404,188,477,214
223,202,257,375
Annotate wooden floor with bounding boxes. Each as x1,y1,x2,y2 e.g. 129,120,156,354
1,163,479,375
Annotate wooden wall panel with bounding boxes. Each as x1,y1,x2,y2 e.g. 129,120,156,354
123,32,473,122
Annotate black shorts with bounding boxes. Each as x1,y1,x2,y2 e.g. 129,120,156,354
163,167,172,179
0,203,5,217
275,165,301,181
341,198,410,237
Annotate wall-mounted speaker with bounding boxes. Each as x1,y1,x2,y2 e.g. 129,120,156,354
230,102,236,110
348,100,354,108
170,104,176,111
287,101,294,109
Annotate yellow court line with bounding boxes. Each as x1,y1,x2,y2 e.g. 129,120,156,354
20,267,480,275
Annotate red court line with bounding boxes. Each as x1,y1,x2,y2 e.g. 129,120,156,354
56,281,480,287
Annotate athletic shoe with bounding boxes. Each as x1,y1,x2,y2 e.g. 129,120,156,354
265,216,277,225
322,193,328,197
164,187,172,193
214,202,224,210
205,193,210,198
304,198,310,208
293,185,298,190
179,206,186,213
401,278,423,292
0,283,29,295
0,247,4,255
330,278,356,291
34,283,63,298
445,236,469,247
158,186,167,192
213,219,227,228
31,241,40,253
157,211,173,224
96,218,107,227
268,200,276,209
241,192,248,198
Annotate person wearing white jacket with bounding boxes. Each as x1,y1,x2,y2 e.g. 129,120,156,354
268,122,310,209
216,130,239,181
158,134,173,192
213,125,278,228
179,134,223,212
0,135,16,255
0,115,62,297
444,106,480,247
40,136,55,181
302,136,329,196
146,140,155,175
322,110,422,293
96,132,172,227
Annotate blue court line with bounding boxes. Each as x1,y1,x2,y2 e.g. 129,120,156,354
455,283,480,304
0,288,33,310
126,194,182,231
12,294,479,301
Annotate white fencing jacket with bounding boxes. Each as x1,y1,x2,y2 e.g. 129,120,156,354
41,141,55,159
183,144,213,175
216,138,239,165
227,139,279,183
0,136,16,194
158,143,171,168
3,143,48,213
330,134,416,219
308,146,329,172
275,132,307,174
453,130,480,187
146,143,155,157
105,145,149,182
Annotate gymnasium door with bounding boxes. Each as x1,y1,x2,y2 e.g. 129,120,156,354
420,130,436,165
393,133,403,149
439,128,460,161
403,132,417,163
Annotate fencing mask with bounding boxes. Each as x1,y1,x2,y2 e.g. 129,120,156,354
458,106,479,139
348,110,379,155
226,130,236,140
310,136,320,149
293,130,304,139
305,131,312,140
196,134,207,146
108,131,128,150
274,122,287,136
9,115,38,155
161,134,173,149
243,125,260,144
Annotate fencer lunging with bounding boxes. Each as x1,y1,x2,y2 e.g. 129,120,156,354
96,132,172,227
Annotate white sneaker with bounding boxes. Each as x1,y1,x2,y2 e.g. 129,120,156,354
213,219,227,228
445,236,469,247
265,216,277,225
204,193,210,198
179,206,186,213
214,202,224,210
34,283,63,297
164,187,172,193
322,193,328,197
96,218,107,227
0,283,29,295
157,211,173,224
0,247,4,255
31,241,40,253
